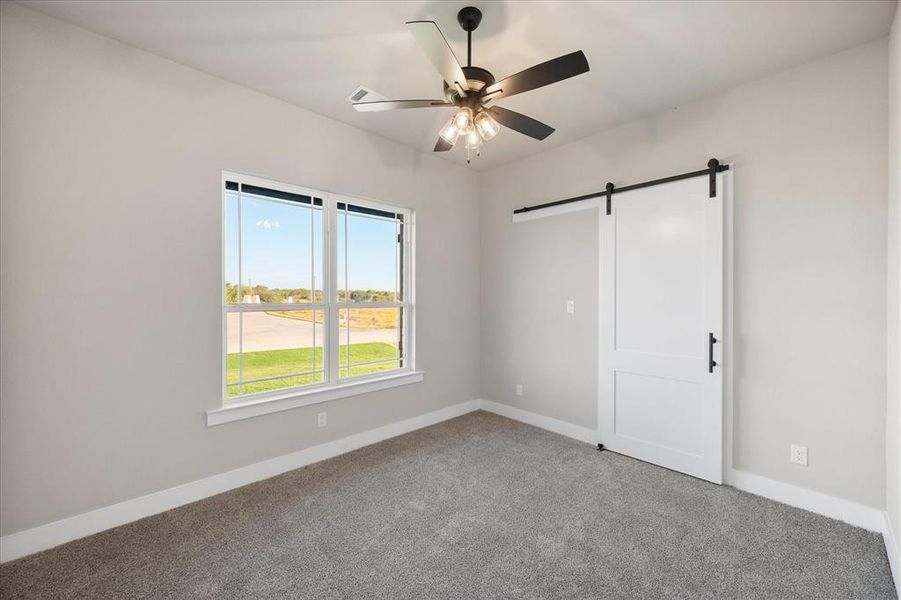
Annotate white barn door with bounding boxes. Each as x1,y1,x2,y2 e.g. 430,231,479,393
599,174,724,484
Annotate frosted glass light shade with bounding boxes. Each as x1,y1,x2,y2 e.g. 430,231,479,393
474,111,500,141
453,107,473,130
464,127,481,150
439,118,459,144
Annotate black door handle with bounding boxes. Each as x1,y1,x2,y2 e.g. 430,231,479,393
708,333,718,373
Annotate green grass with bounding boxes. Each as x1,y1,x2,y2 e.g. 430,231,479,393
227,342,399,397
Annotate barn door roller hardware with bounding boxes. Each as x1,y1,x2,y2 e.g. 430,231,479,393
707,158,720,199
513,157,730,216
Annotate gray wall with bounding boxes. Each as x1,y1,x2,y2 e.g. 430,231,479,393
0,3,480,535
481,40,889,509
887,1,901,551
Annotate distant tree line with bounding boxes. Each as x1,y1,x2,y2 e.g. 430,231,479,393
225,283,396,303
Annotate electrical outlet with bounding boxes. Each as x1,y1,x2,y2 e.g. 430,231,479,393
515,383,523,396
790,444,808,466
566,300,575,314
317,412,327,428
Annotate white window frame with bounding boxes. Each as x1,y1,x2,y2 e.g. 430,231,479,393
209,172,420,426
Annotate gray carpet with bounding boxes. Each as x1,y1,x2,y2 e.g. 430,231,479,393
0,411,895,599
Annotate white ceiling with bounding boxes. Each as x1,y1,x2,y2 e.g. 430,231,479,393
21,0,897,171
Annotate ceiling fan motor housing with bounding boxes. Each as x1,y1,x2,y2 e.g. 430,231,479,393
443,66,496,103
462,66,495,90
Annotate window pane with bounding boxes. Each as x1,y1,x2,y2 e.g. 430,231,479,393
339,307,401,379
312,207,324,302
227,309,324,399
338,206,401,303
339,307,350,378
337,210,347,302
346,361,401,377
226,312,241,396
225,191,240,304
240,194,317,304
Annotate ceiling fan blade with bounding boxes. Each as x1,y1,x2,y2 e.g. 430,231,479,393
481,50,589,100
487,106,555,141
406,21,469,94
434,137,453,152
352,99,453,112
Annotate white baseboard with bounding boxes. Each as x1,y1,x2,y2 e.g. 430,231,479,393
725,469,883,533
885,513,901,594
477,399,599,445
0,399,480,563
724,469,884,532
478,398,885,534
2,396,892,579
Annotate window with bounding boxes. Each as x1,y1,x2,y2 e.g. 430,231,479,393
223,173,413,406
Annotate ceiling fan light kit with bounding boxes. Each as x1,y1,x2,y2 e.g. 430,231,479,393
351,6,590,164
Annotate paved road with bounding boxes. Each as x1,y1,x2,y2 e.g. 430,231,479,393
227,311,397,353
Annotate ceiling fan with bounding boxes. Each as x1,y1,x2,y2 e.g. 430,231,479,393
351,6,590,163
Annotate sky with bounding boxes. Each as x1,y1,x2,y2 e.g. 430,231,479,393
226,192,399,292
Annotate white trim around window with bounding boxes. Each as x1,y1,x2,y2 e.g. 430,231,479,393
210,171,419,426
207,370,424,426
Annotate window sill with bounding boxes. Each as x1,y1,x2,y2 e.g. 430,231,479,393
206,371,424,426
